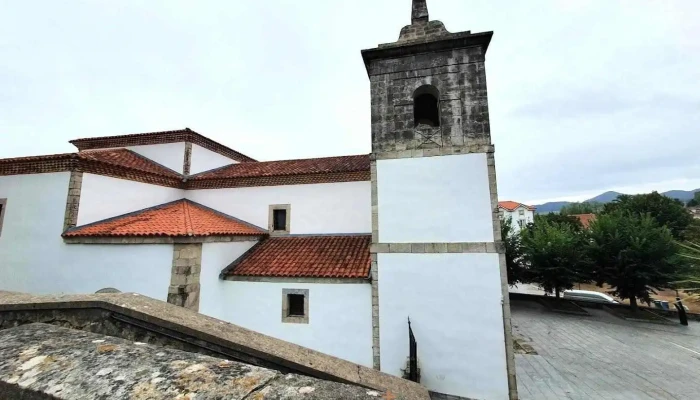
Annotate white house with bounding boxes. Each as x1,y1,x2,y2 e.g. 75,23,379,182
498,201,536,230
0,2,516,399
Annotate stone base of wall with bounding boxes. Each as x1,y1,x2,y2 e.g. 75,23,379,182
167,243,202,311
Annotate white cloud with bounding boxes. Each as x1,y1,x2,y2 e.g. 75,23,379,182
1,0,698,202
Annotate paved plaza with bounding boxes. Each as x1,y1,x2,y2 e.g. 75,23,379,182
512,299,700,400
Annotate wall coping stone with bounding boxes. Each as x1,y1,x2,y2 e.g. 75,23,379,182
0,291,430,400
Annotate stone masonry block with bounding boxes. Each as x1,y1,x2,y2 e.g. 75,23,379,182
411,243,425,253
389,243,411,253
447,243,462,253
170,274,187,286
462,242,486,253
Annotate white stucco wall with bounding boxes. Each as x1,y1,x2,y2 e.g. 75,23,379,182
190,144,237,175
199,241,259,319
500,207,534,231
78,174,184,225
200,242,373,367
377,153,494,243
187,181,371,234
127,142,185,174
378,253,509,400
0,173,172,299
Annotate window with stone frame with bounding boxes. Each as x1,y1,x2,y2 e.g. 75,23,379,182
281,288,308,324
519,209,525,216
269,204,291,235
0,199,6,237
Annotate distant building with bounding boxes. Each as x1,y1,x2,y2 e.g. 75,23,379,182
688,206,700,219
498,201,535,230
571,213,597,228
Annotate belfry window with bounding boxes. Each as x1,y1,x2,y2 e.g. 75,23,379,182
414,85,440,127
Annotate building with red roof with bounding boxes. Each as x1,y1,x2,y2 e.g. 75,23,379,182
498,201,536,230
0,2,516,398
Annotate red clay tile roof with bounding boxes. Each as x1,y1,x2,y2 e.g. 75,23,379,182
223,235,371,279
79,149,181,178
64,199,265,237
498,201,535,211
69,128,256,163
571,213,597,229
191,154,370,180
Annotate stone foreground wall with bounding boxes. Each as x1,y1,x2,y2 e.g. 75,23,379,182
0,323,387,399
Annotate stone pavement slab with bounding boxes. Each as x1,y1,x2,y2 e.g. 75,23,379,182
512,299,700,400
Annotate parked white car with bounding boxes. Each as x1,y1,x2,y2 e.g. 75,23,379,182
563,290,619,304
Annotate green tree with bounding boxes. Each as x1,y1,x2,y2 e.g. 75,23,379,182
535,213,583,232
500,217,525,286
588,212,685,312
603,192,693,240
560,202,604,216
687,192,700,207
521,220,590,298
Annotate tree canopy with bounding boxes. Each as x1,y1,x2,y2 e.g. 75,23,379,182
588,212,685,311
687,192,700,207
602,192,693,240
500,217,525,286
520,220,591,298
534,213,583,232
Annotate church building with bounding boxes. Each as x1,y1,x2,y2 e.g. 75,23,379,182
0,1,516,399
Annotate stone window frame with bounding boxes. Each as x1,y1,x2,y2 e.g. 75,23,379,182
0,198,6,237
269,204,291,235
281,288,309,324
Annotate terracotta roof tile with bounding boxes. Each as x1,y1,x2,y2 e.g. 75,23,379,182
224,235,371,279
69,128,257,162
571,213,597,228
78,149,181,178
191,155,370,180
498,201,535,211
64,199,265,237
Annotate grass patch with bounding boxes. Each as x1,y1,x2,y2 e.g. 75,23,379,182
537,297,590,316
513,338,538,355
603,306,674,324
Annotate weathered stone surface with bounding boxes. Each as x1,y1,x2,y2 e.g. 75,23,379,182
168,243,202,311
0,323,386,399
0,292,430,400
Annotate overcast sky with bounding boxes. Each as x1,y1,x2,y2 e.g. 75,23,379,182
1,0,699,204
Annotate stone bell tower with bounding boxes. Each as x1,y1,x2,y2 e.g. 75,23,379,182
361,1,517,399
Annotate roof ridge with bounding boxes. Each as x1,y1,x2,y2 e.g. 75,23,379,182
68,128,257,163
183,201,194,236
63,198,265,238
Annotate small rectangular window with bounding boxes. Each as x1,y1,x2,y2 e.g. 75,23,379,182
519,209,525,216
287,294,305,316
269,204,290,234
273,209,287,231
281,288,308,324
0,199,6,237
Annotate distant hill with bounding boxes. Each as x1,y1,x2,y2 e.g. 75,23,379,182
532,201,572,214
585,191,624,203
662,189,698,202
533,188,699,214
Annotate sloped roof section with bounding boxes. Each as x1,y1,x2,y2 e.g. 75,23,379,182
571,213,597,228
63,199,265,237
79,149,181,178
223,235,371,279
498,201,535,211
69,128,256,163
191,154,370,180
